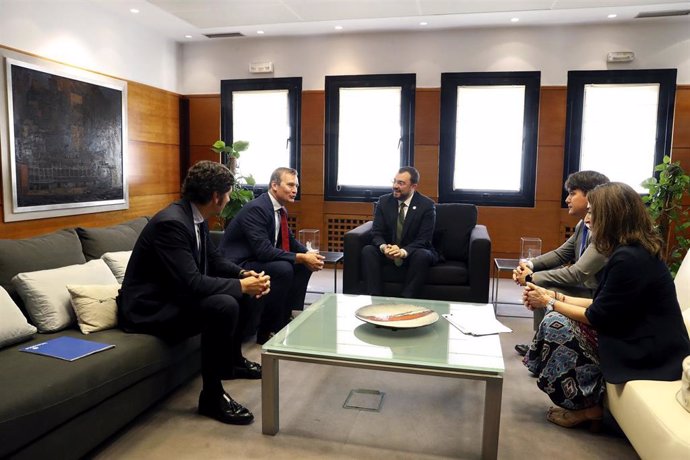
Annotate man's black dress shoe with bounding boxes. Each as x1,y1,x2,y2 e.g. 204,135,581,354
515,343,529,356
233,358,262,379
198,391,254,425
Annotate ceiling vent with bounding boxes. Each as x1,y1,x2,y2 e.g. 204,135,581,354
204,32,245,38
635,9,690,18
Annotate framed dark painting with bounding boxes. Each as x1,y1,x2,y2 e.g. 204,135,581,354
1,56,128,222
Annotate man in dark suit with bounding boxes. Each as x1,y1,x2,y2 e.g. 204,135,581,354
362,166,438,299
220,167,325,344
118,161,270,425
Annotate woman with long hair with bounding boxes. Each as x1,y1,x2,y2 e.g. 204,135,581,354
522,182,690,430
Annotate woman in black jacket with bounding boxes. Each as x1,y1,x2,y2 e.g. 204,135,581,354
522,182,690,430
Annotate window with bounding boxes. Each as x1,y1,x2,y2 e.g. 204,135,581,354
324,74,415,202
439,72,540,207
220,77,301,191
564,69,677,195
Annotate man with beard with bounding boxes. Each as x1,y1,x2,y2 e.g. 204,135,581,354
361,166,438,299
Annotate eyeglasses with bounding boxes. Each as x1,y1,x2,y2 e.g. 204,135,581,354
392,180,409,186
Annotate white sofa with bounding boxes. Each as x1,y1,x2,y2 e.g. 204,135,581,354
606,253,690,459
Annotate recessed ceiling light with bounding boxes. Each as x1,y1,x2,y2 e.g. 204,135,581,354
257,30,265,34
184,34,192,39
130,8,139,14
510,17,519,23
419,21,428,26
608,14,617,19
334,25,343,30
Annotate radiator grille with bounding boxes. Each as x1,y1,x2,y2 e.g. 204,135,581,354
563,224,576,241
327,216,370,252
288,215,298,234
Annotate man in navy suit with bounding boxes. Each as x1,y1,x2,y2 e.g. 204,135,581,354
362,166,438,299
118,161,271,425
220,167,325,344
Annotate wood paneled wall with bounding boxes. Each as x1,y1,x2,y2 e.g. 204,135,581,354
0,79,181,239
6,70,686,259
183,85,690,259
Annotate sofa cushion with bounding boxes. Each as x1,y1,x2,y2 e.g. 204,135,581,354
67,284,120,334
0,328,200,458
12,259,118,333
101,251,131,283
0,229,86,303
77,217,148,261
0,286,37,349
381,261,469,285
607,380,690,459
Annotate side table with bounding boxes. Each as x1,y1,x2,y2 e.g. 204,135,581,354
491,258,521,310
307,251,344,293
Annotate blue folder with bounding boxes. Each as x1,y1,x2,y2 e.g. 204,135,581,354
20,336,115,361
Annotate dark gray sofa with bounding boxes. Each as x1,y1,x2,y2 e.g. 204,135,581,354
0,218,201,460
343,203,492,303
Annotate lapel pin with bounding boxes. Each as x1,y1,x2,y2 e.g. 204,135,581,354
412,206,417,210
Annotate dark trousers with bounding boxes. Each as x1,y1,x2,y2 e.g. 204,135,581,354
361,245,435,299
120,294,247,391
242,260,312,334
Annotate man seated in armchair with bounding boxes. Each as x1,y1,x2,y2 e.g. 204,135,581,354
361,166,438,299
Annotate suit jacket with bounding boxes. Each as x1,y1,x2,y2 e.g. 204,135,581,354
118,199,243,327
371,191,437,259
585,244,690,384
531,220,607,297
220,192,307,265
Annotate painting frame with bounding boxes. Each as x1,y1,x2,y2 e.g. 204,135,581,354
1,55,128,222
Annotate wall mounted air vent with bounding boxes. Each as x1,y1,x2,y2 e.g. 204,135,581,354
204,32,245,38
635,9,690,18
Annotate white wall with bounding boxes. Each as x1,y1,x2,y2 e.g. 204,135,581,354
0,0,179,92
0,1,687,95
181,20,690,93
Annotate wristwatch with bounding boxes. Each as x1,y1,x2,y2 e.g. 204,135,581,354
525,274,533,283
545,297,556,311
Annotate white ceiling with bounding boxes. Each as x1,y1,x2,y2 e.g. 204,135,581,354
92,0,690,42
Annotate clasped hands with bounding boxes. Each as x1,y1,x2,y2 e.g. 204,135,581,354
239,270,271,298
297,251,326,272
522,282,553,311
512,261,533,286
383,244,405,262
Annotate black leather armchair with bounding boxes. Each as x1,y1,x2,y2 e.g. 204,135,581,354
343,203,491,303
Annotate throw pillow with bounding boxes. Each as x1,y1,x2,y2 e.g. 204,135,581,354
0,286,37,348
677,355,690,413
12,259,118,333
101,251,132,283
77,217,148,260
67,284,120,334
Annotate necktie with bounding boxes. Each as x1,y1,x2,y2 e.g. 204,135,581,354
394,202,406,267
395,202,406,244
194,223,201,251
579,225,589,257
279,208,290,251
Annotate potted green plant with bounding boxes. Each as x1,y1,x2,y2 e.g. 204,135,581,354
211,140,256,229
641,155,690,276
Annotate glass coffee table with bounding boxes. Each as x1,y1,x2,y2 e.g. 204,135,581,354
262,293,505,459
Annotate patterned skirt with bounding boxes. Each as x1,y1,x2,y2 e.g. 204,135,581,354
523,311,605,410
